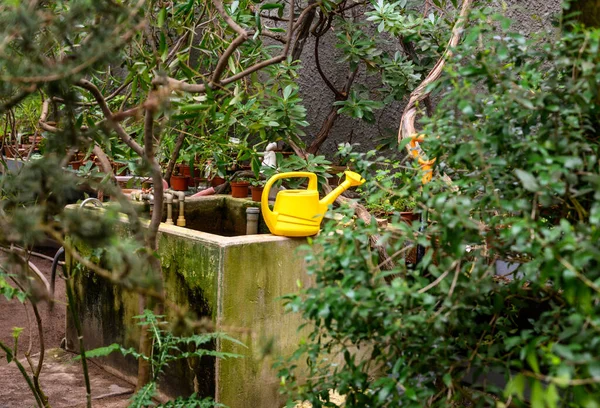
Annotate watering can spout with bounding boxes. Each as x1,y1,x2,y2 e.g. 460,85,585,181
320,171,365,206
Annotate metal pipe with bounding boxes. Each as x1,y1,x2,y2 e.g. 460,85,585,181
80,197,103,209
6,245,63,264
51,247,65,303
246,207,260,235
166,189,186,227
164,193,174,225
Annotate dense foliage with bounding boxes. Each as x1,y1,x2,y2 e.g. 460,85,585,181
280,8,600,408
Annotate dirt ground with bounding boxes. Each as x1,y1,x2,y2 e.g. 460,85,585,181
0,248,133,408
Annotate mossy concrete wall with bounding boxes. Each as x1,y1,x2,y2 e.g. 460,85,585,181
66,198,310,407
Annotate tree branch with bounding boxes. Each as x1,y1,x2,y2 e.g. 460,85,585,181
164,130,186,182
211,34,249,85
52,80,132,107
307,66,358,154
314,31,342,97
142,108,163,252
291,0,318,60
397,0,473,187
398,0,474,147
212,0,248,37
75,79,145,157
165,0,298,94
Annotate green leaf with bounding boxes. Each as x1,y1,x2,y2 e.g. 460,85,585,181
179,104,205,112
11,327,23,340
515,169,540,192
282,85,293,100
157,7,167,28
75,343,121,360
504,374,525,399
527,348,540,374
530,380,544,408
260,3,284,11
516,97,534,110
545,383,559,408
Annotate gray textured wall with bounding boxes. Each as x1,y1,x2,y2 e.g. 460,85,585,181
295,0,563,160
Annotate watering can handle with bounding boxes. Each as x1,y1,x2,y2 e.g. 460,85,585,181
261,172,318,214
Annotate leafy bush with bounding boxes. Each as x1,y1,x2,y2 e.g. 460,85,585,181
280,9,600,408
84,310,241,408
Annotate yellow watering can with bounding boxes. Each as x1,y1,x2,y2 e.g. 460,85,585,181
261,171,365,237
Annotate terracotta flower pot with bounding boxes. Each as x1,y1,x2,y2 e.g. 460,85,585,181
230,181,250,198
179,164,191,177
3,145,16,158
400,211,420,225
210,176,225,187
70,160,83,170
250,186,264,202
170,175,190,191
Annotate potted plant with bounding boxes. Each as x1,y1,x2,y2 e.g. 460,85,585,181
202,160,225,187
393,196,419,224
250,179,264,202
170,167,189,191
230,178,250,198
179,161,191,177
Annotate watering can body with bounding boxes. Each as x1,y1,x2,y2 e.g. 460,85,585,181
261,171,365,237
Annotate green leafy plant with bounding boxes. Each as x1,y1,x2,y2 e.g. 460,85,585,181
339,144,419,217
280,6,600,408
333,90,384,123
261,153,332,189
83,310,242,408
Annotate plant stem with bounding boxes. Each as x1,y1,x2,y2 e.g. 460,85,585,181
64,269,92,408
30,303,50,407
0,340,44,408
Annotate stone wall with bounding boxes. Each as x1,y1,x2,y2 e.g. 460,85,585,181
296,0,563,158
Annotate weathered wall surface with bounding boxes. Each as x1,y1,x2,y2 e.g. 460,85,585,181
296,0,563,159
65,200,310,407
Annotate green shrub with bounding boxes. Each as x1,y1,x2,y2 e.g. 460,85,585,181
280,9,600,408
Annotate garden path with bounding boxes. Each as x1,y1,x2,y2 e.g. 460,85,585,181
0,251,133,408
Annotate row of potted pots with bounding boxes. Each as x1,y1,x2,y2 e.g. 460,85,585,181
169,173,225,191
2,134,44,159
170,173,264,202
231,181,264,201
67,153,128,174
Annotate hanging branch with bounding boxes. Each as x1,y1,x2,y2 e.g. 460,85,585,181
166,0,300,94
313,17,340,97
306,66,358,154
291,0,318,60
398,0,474,155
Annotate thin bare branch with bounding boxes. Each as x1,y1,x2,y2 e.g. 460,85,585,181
314,32,342,97
212,0,248,37
75,79,145,157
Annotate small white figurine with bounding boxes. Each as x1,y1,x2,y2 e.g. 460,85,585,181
262,142,278,168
